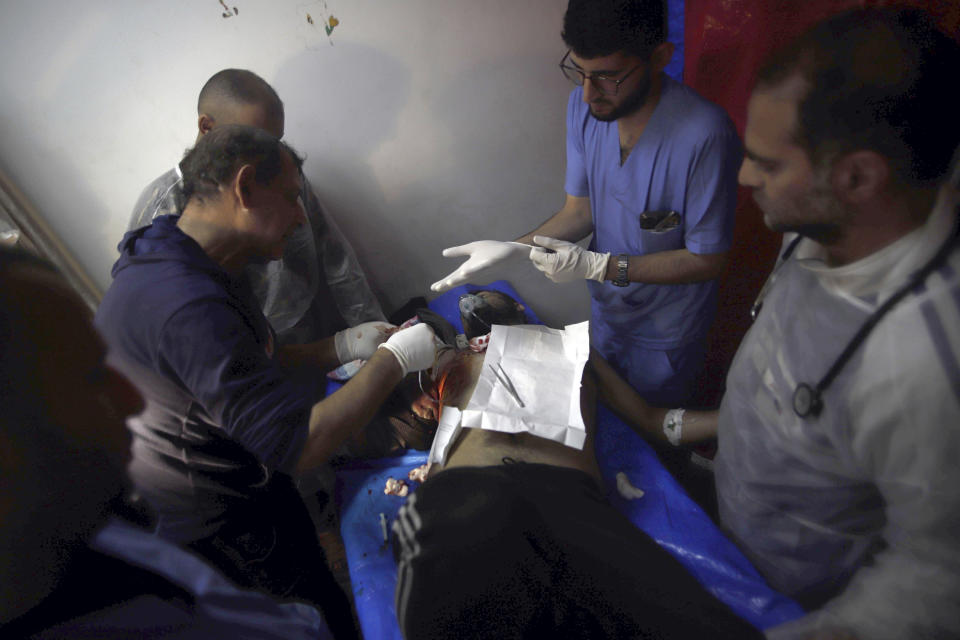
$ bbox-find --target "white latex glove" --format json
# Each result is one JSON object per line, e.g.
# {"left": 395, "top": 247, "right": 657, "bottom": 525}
{"left": 378, "top": 323, "right": 438, "bottom": 377}
{"left": 430, "top": 240, "right": 533, "bottom": 293}
{"left": 334, "top": 321, "right": 397, "bottom": 363}
{"left": 529, "top": 235, "right": 611, "bottom": 283}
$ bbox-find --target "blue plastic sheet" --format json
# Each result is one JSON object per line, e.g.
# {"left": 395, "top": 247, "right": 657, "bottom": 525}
{"left": 335, "top": 452, "right": 429, "bottom": 640}
{"left": 332, "top": 280, "right": 803, "bottom": 638}
{"left": 594, "top": 406, "right": 804, "bottom": 627}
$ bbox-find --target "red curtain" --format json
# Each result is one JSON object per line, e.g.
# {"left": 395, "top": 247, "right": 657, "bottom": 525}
{"left": 685, "top": 0, "right": 960, "bottom": 406}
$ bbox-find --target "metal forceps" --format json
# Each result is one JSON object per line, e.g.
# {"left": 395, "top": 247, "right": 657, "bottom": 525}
{"left": 488, "top": 362, "right": 525, "bottom": 408}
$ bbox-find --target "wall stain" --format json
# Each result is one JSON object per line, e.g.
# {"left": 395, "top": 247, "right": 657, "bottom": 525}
{"left": 218, "top": 0, "right": 238, "bottom": 18}
{"left": 300, "top": 1, "right": 339, "bottom": 47}
{"left": 325, "top": 16, "right": 339, "bottom": 36}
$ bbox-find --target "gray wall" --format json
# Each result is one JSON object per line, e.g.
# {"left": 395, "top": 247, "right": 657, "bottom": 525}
{"left": 0, "top": 0, "right": 596, "bottom": 327}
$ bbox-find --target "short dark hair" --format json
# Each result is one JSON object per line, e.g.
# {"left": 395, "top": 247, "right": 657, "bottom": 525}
{"left": 460, "top": 289, "right": 527, "bottom": 339}
{"left": 756, "top": 7, "right": 960, "bottom": 187}
{"left": 197, "top": 68, "right": 284, "bottom": 124}
{"left": 179, "top": 124, "right": 303, "bottom": 206}
{"left": 562, "top": 0, "right": 666, "bottom": 59}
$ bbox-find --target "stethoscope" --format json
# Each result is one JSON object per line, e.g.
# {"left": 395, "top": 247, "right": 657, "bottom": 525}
{"left": 750, "top": 215, "right": 959, "bottom": 418}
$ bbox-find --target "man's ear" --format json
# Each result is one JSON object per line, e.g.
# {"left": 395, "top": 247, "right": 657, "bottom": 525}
{"left": 832, "top": 151, "right": 890, "bottom": 205}
{"left": 233, "top": 164, "right": 257, "bottom": 210}
{"left": 650, "top": 42, "right": 675, "bottom": 73}
{"left": 197, "top": 114, "right": 216, "bottom": 137}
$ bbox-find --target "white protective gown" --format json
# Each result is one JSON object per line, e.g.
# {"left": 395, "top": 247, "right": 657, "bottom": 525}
{"left": 716, "top": 187, "right": 960, "bottom": 639}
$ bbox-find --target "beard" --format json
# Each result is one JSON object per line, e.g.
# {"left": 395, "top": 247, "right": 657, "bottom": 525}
{"left": 588, "top": 67, "right": 653, "bottom": 122}
{"left": 757, "top": 163, "right": 852, "bottom": 245}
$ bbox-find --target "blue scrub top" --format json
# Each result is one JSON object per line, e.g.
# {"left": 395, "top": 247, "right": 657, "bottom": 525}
{"left": 565, "top": 77, "right": 741, "bottom": 350}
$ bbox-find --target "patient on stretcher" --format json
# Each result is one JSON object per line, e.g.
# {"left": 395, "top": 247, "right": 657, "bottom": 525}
{"left": 338, "top": 290, "right": 529, "bottom": 458}
{"left": 388, "top": 300, "right": 764, "bottom": 640}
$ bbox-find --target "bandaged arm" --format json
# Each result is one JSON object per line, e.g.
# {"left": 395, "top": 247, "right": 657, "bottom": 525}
{"left": 589, "top": 351, "right": 718, "bottom": 444}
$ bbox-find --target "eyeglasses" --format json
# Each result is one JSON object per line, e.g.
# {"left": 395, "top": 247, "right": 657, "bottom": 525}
{"left": 558, "top": 50, "right": 643, "bottom": 96}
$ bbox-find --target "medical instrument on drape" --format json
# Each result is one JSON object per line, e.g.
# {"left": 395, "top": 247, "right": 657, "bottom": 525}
{"left": 379, "top": 512, "right": 389, "bottom": 543}
{"left": 488, "top": 362, "right": 525, "bottom": 408}
{"left": 751, "top": 216, "right": 959, "bottom": 418}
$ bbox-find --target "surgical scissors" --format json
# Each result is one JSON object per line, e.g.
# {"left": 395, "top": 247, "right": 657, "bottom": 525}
{"left": 488, "top": 362, "right": 525, "bottom": 408}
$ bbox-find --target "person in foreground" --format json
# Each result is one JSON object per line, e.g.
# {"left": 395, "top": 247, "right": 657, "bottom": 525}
{"left": 432, "top": 0, "right": 741, "bottom": 408}
{"left": 595, "top": 8, "right": 960, "bottom": 639}
{"left": 0, "top": 248, "right": 334, "bottom": 639}
{"left": 390, "top": 349, "right": 764, "bottom": 640}
{"left": 95, "top": 125, "right": 436, "bottom": 637}
{"left": 130, "top": 68, "right": 384, "bottom": 345}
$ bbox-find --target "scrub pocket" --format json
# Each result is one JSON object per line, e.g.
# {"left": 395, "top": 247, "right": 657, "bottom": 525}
{"left": 630, "top": 207, "right": 684, "bottom": 254}
{"left": 639, "top": 224, "right": 684, "bottom": 254}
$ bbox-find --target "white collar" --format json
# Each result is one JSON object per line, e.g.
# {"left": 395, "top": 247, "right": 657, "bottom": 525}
{"left": 793, "top": 186, "right": 958, "bottom": 302}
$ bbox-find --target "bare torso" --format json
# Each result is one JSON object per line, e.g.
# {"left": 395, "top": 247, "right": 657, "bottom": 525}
{"left": 431, "top": 349, "right": 602, "bottom": 486}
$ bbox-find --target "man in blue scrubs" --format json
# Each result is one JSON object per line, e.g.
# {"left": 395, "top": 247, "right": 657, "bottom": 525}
{"left": 432, "top": 0, "right": 741, "bottom": 407}
{"left": 594, "top": 8, "right": 960, "bottom": 638}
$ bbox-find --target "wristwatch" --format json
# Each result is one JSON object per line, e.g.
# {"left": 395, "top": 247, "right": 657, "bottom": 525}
{"left": 612, "top": 254, "right": 630, "bottom": 287}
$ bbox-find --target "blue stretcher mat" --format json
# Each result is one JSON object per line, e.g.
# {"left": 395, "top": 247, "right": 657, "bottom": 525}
{"left": 332, "top": 281, "right": 804, "bottom": 639}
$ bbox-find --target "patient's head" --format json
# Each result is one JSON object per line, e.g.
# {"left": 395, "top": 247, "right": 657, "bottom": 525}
{"left": 459, "top": 289, "right": 527, "bottom": 339}
{"left": 0, "top": 248, "right": 144, "bottom": 622}
{"left": 394, "top": 291, "right": 527, "bottom": 424}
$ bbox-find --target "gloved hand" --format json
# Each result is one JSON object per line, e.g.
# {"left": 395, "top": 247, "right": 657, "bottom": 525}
{"left": 378, "top": 323, "right": 438, "bottom": 377}
{"left": 430, "top": 240, "right": 533, "bottom": 293}
{"left": 334, "top": 321, "right": 397, "bottom": 363}
{"left": 529, "top": 235, "right": 610, "bottom": 283}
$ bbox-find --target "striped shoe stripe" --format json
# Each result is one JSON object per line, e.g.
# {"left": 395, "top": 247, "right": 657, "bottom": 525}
{"left": 393, "top": 493, "right": 422, "bottom": 634}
